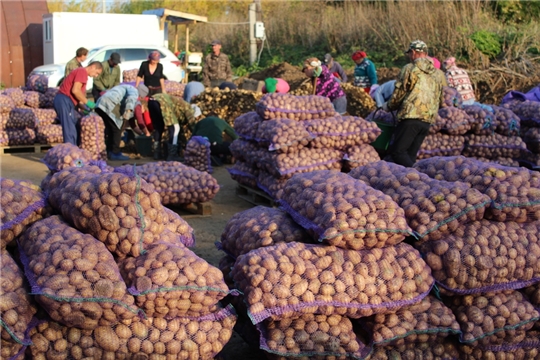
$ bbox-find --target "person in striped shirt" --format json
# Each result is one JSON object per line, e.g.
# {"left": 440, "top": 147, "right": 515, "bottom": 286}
{"left": 442, "top": 57, "right": 476, "bottom": 105}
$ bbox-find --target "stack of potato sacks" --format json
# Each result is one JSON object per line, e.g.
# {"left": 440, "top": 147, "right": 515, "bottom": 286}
{"left": 411, "top": 155, "right": 540, "bottom": 359}
{"left": 217, "top": 169, "right": 450, "bottom": 359}
{"left": 122, "top": 69, "right": 186, "bottom": 98}
{"left": 1, "top": 143, "right": 236, "bottom": 359}
{"left": 228, "top": 93, "right": 382, "bottom": 200}
{"left": 504, "top": 99, "right": 540, "bottom": 168}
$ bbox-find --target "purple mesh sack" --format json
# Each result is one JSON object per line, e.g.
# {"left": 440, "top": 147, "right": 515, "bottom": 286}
{"left": 463, "top": 104, "right": 495, "bottom": 135}
{"left": 257, "top": 171, "right": 288, "bottom": 200}
{"left": 41, "top": 143, "right": 94, "bottom": 172}
{"left": 348, "top": 161, "right": 490, "bottom": 241}
{"left": 367, "top": 338, "right": 460, "bottom": 360}
{"left": 3, "top": 88, "right": 25, "bottom": 107}
{"left": 431, "top": 107, "right": 472, "bottom": 135}
{"left": 417, "top": 134, "right": 465, "bottom": 160}
{"left": 227, "top": 160, "right": 259, "bottom": 189}
{"left": 1, "top": 178, "right": 50, "bottom": 248}
{"left": 258, "top": 148, "right": 343, "bottom": 179}
{"left": 229, "top": 138, "right": 264, "bottom": 165}
{"left": 19, "top": 215, "right": 141, "bottom": 329}
{"left": 258, "top": 313, "right": 371, "bottom": 359}
{"left": 231, "top": 242, "right": 434, "bottom": 324}
{"left": 305, "top": 116, "right": 382, "bottom": 150}
{"left": 25, "top": 74, "right": 48, "bottom": 93}
{"left": 40, "top": 88, "right": 57, "bottom": 109}
{"left": 522, "top": 127, "right": 540, "bottom": 153}
{"left": 162, "top": 207, "right": 195, "bottom": 247}
{"left": 31, "top": 108, "right": 57, "bottom": 125}
{"left": 448, "top": 290, "right": 539, "bottom": 347}
{"left": 6, "top": 128, "right": 35, "bottom": 145}
{"left": 40, "top": 163, "right": 110, "bottom": 194}
{"left": 184, "top": 136, "right": 213, "bottom": 173}
{"left": 255, "top": 118, "right": 314, "bottom": 152}
{"left": 343, "top": 143, "right": 380, "bottom": 170}
{"left": 512, "top": 100, "right": 540, "bottom": 127}
{"left": 417, "top": 219, "right": 540, "bottom": 294}
{"left": 7, "top": 108, "right": 37, "bottom": 129}
{"left": 218, "top": 206, "right": 309, "bottom": 259}
{"left": 80, "top": 113, "right": 107, "bottom": 161}
{"left": 472, "top": 156, "right": 520, "bottom": 167}
{"left": 0, "top": 94, "right": 15, "bottom": 114}
{"left": 24, "top": 91, "right": 45, "bottom": 109}
{"left": 122, "top": 68, "right": 138, "bottom": 82}
{"left": 491, "top": 105, "right": 521, "bottom": 136}
{"left": 464, "top": 133, "right": 527, "bottom": 159}
{"left": 442, "top": 86, "right": 463, "bottom": 108}
{"left": 414, "top": 156, "right": 540, "bottom": 222}
{"left": 256, "top": 93, "right": 337, "bottom": 121}
{"left": 36, "top": 124, "right": 63, "bottom": 144}
{"left": 279, "top": 170, "right": 413, "bottom": 249}
{"left": 234, "top": 111, "right": 263, "bottom": 140}
{"left": 365, "top": 108, "right": 398, "bottom": 125}
{"left": 119, "top": 242, "right": 234, "bottom": 318}
{"left": 459, "top": 334, "right": 540, "bottom": 360}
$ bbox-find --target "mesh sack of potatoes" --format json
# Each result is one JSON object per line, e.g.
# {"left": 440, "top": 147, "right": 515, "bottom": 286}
{"left": 257, "top": 171, "right": 289, "bottom": 200}
{"left": 0, "top": 250, "right": 37, "bottom": 354}
{"left": 343, "top": 143, "right": 381, "bottom": 171}
{"left": 258, "top": 148, "right": 343, "bottom": 179}
{"left": 218, "top": 255, "right": 236, "bottom": 287}
{"left": 448, "top": 290, "right": 539, "bottom": 347}
{"left": 231, "top": 241, "right": 434, "bottom": 323}
{"left": 229, "top": 138, "right": 264, "bottom": 164}
{"left": 341, "top": 82, "right": 377, "bottom": 118}
{"left": 431, "top": 107, "right": 472, "bottom": 135}
{"left": 305, "top": 116, "right": 382, "bottom": 150}
{"left": 1, "top": 177, "right": 50, "bottom": 248}
{"left": 522, "top": 127, "right": 540, "bottom": 153}
{"left": 0, "top": 128, "right": 8, "bottom": 146}
{"left": 413, "top": 156, "right": 540, "bottom": 223}
{"left": 24, "top": 90, "right": 46, "bottom": 108}
{"left": 163, "top": 207, "right": 195, "bottom": 247}
{"left": 6, "top": 128, "right": 36, "bottom": 146}
{"left": 7, "top": 108, "right": 37, "bottom": 129}
{"left": 417, "top": 134, "right": 465, "bottom": 160}
{"left": 463, "top": 104, "right": 495, "bottom": 135}
{"left": 163, "top": 80, "right": 185, "bottom": 97}
{"left": 31, "top": 108, "right": 57, "bottom": 125}
{"left": 258, "top": 313, "right": 371, "bottom": 360}
{"left": 512, "top": 100, "right": 540, "bottom": 127}
{"left": 227, "top": 160, "right": 259, "bottom": 189}
{"left": 490, "top": 105, "right": 521, "bottom": 136}
{"left": 459, "top": 334, "right": 540, "bottom": 360}
{"left": 3, "top": 88, "right": 25, "bottom": 107}
{"left": 442, "top": 86, "right": 463, "bottom": 108}
{"left": 40, "top": 88, "right": 57, "bottom": 109}
{"left": 234, "top": 111, "right": 263, "bottom": 140}
{"left": 254, "top": 118, "right": 314, "bottom": 152}
{"left": 348, "top": 161, "right": 490, "bottom": 242}
{"left": 28, "top": 305, "right": 237, "bottom": 360}
{"left": 0, "top": 94, "right": 15, "bottom": 114}
{"left": 366, "top": 339, "right": 460, "bottom": 360}
{"left": 122, "top": 69, "right": 138, "bottom": 83}
{"left": 120, "top": 161, "right": 220, "bottom": 205}
{"left": 40, "top": 162, "right": 110, "bottom": 194}
{"left": 0, "top": 113, "right": 7, "bottom": 129}
{"left": 26, "top": 74, "right": 48, "bottom": 93}
{"left": 184, "top": 136, "right": 213, "bottom": 173}
{"left": 473, "top": 157, "right": 520, "bottom": 167}
{"left": 80, "top": 113, "right": 107, "bottom": 161}
{"left": 463, "top": 133, "right": 527, "bottom": 159}
{"left": 218, "top": 206, "right": 309, "bottom": 259}
{"left": 41, "top": 143, "right": 95, "bottom": 172}
{"left": 47, "top": 169, "right": 170, "bottom": 258}
{"left": 278, "top": 170, "right": 413, "bottom": 249}
{"left": 417, "top": 219, "right": 540, "bottom": 294}
{"left": 358, "top": 295, "right": 460, "bottom": 347}
{"left": 256, "top": 93, "right": 337, "bottom": 121}
{"left": 19, "top": 215, "right": 141, "bottom": 329}
{"left": 365, "top": 108, "right": 398, "bottom": 126}
{"left": 36, "top": 124, "right": 63, "bottom": 144}
{"left": 119, "top": 242, "right": 232, "bottom": 318}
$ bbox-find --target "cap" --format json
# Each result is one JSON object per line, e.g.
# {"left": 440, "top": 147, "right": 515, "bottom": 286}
{"left": 406, "top": 40, "right": 428, "bottom": 54}
{"left": 110, "top": 52, "right": 121, "bottom": 65}
{"left": 324, "top": 54, "right": 333, "bottom": 64}
{"left": 211, "top": 39, "right": 222, "bottom": 46}
{"left": 148, "top": 51, "right": 161, "bottom": 61}
{"left": 137, "top": 84, "right": 149, "bottom": 99}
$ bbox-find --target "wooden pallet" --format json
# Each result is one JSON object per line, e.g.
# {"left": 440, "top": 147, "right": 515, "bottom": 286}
{"left": 0, "top": 143, "right": 58, "bottom": 155}
{"left": 236, "top": 183, "right": 277, "bottom": 207}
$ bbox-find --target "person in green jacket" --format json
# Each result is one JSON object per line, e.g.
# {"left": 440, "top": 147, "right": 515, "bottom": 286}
{"left": 92, "top": 53, "right": 121, "bottom": 101}
{"left": 192, "top": 112, "right": 238, "bottom": 162}
{"left": 65, "top": 47, "right": 88, "bottom": 77}
{"left": 352, "top": 50, "right": 377, "bottom": 93}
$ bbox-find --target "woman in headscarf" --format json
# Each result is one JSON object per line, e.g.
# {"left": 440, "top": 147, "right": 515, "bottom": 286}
{"left": 135, "top": 50, "right": 167, "bottom": 96}
{"left": 302, "top": 57, "right": 347, "bottom": 115}
{"left": 352, "top": 50, "right": 377, "bottom": 93}
{"left": 442, "top": 57, "right": 476, "bottom": 105}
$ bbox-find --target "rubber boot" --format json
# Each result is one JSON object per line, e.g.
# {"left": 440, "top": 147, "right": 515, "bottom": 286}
{"left": 152, "top": 141, "right": 160, "bottom": 160}
{"left": 166, "top": 144, "right": 183, "bottom": 162}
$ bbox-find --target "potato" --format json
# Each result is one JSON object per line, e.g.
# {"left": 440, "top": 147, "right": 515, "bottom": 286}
{"left": 463, "top": 104, "right": 496, "bottom": 135}
{"left": 256, "top": 93, "right": 337, "bottom": 121}
{"left": 512, "top": 100, "right": 540, "bottom": 127}
{"left": 417, "top": 134, "right": 465, "bottom": 160}
{"left": 231, "top": 242, "right": 434, "bottom": 323}
{"left": 417, "top": 219, "right": 540, "bottom": 293}
{"left": 1, "top": 177, "right": 50, "bottom": 248}
{"left": 305, "top": 116, "right": 382, "bottom": 150}
{"left": 491, "top": 105, "right": 521, "bottom": 136}
{"left": 0, "top": 94, "right": 15, "bottom": 114}
{"left": 184, "top": 136, "right": 213, "bottom": 173}
{"left": 349, "top": 161, "right": 490, "bottom": 241}
{"left": 441, "top": 86, "right": 463, "bottom": 108}
{"left": 24, "top": 90, "right": 47, "bottom": 108}
{"left": 227, "top": 160, "right": 259, "bottom": 189}
{"left": 280, "top": 170, "right": 412, "bottom": 249}
{"left": 258, "top": 148, "right": 343, "bottom": 179}
{"left": 162, "top": 207, "right": 195, "bottom": 247}
{"left": 19, "top": 215, "right": 139, "bottom": 329}
{"left": 255, "top": 118, "right": 314, "bottom": 152}
{"left": 341, "top": 82, "right": 377, "bottom": 118}
{"left": 32, "top": 108, "right": 58, "bottom": 126}
{"left": 3, "top": 88, "right": 25, "bottom": 107}
{"left": 7, "top": 108, "right": 37, "bottom": 129}
{"left": 5, "top": 128, "right": 36, "bottom": 146}
{"left": 414, "top": 155, "right": 540, "bottom": 222}
{"left": 472, "top": 156, "right": 520, "bottom": 167}
{"left": 36, "top": 124, "right": 63, "bottom": 144}
{"left": 80, "top": 113, "right": 107, "bottom": 161}
{"left": 41, "top": 143, "right": 95, "bottom": 173}
{"left": 119, "top": 242, "right": 231, "bottom": 318}
{"left": 463, "top": 133, "right": 527, "bottom": 159}
{"left": 234, "top": 111, "right": 263, "bottom": 140}
{"left": 122, "top": 69, "right": 138, "bottom": 82}
{"left": 431, "top": 107, "right": 472, "bottom": 135}
{"left": 164, "top": 80, "right": 186, "bottom": 98}
{"left": 459, "top": 338, "right": 540, "bottom": 360}
{"left": 219, "top": 206, "right": 309, "bottom": 259}
{"left": 522, "top": 127, "right": 540, "bottom": 154}
{"left": 257, "top": 170, "right": 288, "bottom": 200}
{"left": 218, "top": 255, "right": 236, "bottom": 287}
{"left": 26, "top": 74, "right": 48, "bottom": 93}
{"left": 448, "top": 290, "right": 539, "bottom": 347}
{"left": 229, "top": 139, "right": 263, "bottom": 164}
{"left": 343, "top": 144, "right": 381, "bottom": 171}
{"left": 367, "top": 338, "right": 460, "bottom": 360}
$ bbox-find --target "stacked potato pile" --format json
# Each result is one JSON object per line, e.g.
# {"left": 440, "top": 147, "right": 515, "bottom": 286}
{"left": 184, "top": 136, "right": 213, "bottom": 173}
{"left": 229, "top": 93, "right": 381, "bottom": 200}
{"left": 341, "top": 83, "right": 377, "bottom": 118}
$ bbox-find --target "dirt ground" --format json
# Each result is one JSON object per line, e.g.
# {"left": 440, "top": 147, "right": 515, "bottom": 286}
{"left": 0, "top": 152, "right": 266, "bottom": 360}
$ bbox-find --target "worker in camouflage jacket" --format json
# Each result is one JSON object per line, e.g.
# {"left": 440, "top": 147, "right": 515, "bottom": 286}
{"left": 202, "top": 40, "right": 233, "bottom": 88}
{"left": 382, "top": 40, "right": 447, "bottom": 168}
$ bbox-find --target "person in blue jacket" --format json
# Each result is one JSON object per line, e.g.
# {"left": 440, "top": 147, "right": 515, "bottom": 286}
{"left": 352, "top": 50, "right": 377, "bottom": 93}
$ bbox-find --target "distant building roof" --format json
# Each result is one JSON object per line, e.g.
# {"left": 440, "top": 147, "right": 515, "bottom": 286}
{"left": 142, "top": 8, "right": 208, "bottom": 25}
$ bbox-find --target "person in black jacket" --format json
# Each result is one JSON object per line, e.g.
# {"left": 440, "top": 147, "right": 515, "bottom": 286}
{"left": 324, "top": 54, "right": 348, "bottom": 83}
{"left": 135, "top": 51, "right": 167, "bottom": 96}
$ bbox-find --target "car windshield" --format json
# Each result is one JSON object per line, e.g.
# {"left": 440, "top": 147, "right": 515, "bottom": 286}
{"left": 87, "top": 48, "right": 102, "bottom": 58}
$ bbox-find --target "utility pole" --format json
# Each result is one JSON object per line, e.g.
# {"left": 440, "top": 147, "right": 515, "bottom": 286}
{"left": 249, "top": 2, "right": 256, "bottom": 65}
{"left": 102, "top": 0, "right": 106, "bottom": 13}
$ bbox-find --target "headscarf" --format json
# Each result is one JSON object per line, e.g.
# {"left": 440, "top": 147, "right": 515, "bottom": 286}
{"left": 429, "top": 57, "right": 441, "bottom": 69}
{"left": 303, "top": 58, "right": 322, "bottom": 78}
{"left": 444, "top": 57, "right": 457, "bottom": 69}
{"left": 351, "top": 51, "right": 367, "bottom": 62}
{"left": 148, "top": 51, "right": 161, "bottom": 61}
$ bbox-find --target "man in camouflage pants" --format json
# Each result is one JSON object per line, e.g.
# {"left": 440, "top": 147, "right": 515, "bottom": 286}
{"left": 382, "top": 40, "right": 447, "bottom": 167}
{"left": 202, "top": 40, "right": 233, "bottom": 88}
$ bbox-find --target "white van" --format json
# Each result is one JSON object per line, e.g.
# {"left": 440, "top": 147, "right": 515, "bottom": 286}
{"left": 30, "top": 44, "right": 185, "bottom": 90}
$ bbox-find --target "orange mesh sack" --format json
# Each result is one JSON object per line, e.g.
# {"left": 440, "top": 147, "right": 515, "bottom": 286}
{"left": 19, "top": 215, "right": 140, "bottom": 329}
{"left": 119, "top": 242, "right": 233, "bottom": 318}
{"left": 349, "top": 161, "right": 491, "bottom": 241}
{"left": 278, "top": 170, "right": 413, "bottom": 249}
{"left": 231, "top": 241, "right": 434, "bottom": 324}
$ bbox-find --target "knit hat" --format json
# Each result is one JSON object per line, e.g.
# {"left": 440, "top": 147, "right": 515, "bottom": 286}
{"left": 264, "top": 78, "right": 278, "bottom": 93}
{"left": 406, "top": 40, "right": 428, "bottom": 53}
{"left": 137, "top": 84, "right": 149, "bottom": 99}
{"left": 351, "top": 51, "right": 367, "bottom": 61}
